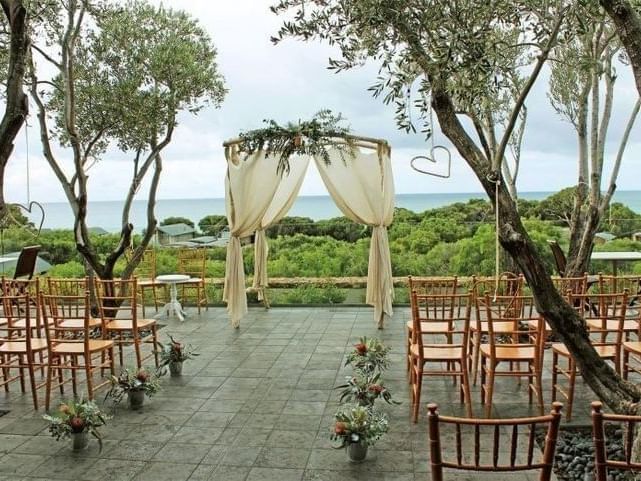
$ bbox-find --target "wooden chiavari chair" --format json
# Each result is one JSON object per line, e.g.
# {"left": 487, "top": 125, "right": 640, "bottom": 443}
{"left": 592, "top": 401, "right": 641, "bottom": 481}
{"left": 129, "top": 249, "right": 163, "bottom": 317}
{"left": 406, "top": 276, "right": 459, "bottom": 376}
{"left": 427, "top": 402, "right": 563, "bottom": 481}
{"left": 40, "top": 289, "right": 115, "bottom": 410}
{"left": 409, "top": 291, "right": 472, "bottom": 421}
{"left": 469, "top": 273, "right": 525, "bottom": 385}
{"left": 551, "top": 291, "right": 628, "bottom": 420}
{"left": 479, "top": 294, "right": 545, "bottom": 417}
{"left": 0, "top": 287, "right": 47, "bottom": 409}
{"left": 176, "top": 248, "right": 208, "bottom": 314}
{"left": 95, "top": 278, "right": 159, "bottom": 369}
{"left": 46, "top": 278, "right": 103, "bottom": 335}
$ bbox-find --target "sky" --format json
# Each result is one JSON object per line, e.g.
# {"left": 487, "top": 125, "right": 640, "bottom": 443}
{"left": 4, "top": 0, "right": 641, "bottom": 204}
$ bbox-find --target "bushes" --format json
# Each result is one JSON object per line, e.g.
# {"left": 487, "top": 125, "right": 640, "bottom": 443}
{"left": 273, "top": 285, "right": 347, "bottom": 304}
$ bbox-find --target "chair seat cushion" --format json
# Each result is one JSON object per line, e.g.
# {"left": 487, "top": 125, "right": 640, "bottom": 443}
{"left": 410, "top": 343, "right": 463, "bottom": 361}
{"left": 623, "top": 341, "right": 641, "bottom": 354}
{"left": 59, "top": 318, "right": 102, "bottom": 330}
{"left": 480, "top": 344, "right": 536, "bottom": 360}
{"left": 586, "top": 319, "right": 638, "bottom": 332}
{"left": 0, "top": 338, "right": 48, "bottom": 353}
{"left": 105, "top": 318, "right": 156, "bottom": 330}
{"left": 52, "top": 340, "right": 114, "bottom": 354}
{"left": 406, "top": 320, "right": 451, "bottom": 333}
{"left": 471, "top": 321, "right": 515, "bottom": 333}
{"left": 552, "top": 342, "right": 617, "bottom": 359}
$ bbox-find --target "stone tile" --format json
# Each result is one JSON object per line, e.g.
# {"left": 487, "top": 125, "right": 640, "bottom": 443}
{"left": 170, "top": 426, "right": 224, "bottom": 444}
{"left": 254, "top": 447, "right": 310, "bottom": 469}
{"left": 82, "top": 459, "right": 146, "bottom": 481}
{"left": 219, "top": 446, "right": 261, "bottom": 467}
{"left": 246, "top": 467, "right": 304, "bottom": 481}
{"left": 27, "top": 453, "right": 97, "bottom": 478}
{"left": 265, "top": 430, "right": 316, "bottom": 448}
{"left": 152, "top": 443, "right": 211, "bottom": 464}
{"left": 0, "top": 434, "right": 29, "bottom": 454}
{"left": 102, "top": 440, "right": 165, "bottom": 461}
{"left": 131, "top": 462, "right": 197, "bottom": 481}
{"left": 0, "top": 453, "right": 48, "bottom": 475}
{"left": 208, "top": 465, "right": 251, "bottom": 481}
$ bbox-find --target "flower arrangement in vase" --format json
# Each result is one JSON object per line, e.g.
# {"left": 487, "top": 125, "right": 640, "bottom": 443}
{"left": 156, "top": 334, "right": 199, "bottom": 377}
{"left": 330, "top": 404, "right": 388, "bottom": 462}
{"left": 105, "top": 367, "right": 161, "bottom": 410}
{"left": 43, "top": 397, "right": 109, "bottom": 451}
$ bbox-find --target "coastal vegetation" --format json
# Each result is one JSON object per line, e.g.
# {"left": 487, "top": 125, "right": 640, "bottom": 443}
{"left": 2, "top": 194, "right": 639, "bottom": 304}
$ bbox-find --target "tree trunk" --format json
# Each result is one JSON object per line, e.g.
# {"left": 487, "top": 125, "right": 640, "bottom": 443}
{"left": 0, "top": 0, "right": 29, "bottom": 219}
{"left": 600, "top": 0, "right": 641, "bottom": 97}
{"left": 431, "top": 82, "right": 641, "bottom": 413}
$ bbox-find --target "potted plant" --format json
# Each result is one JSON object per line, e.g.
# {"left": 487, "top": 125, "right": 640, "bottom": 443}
{"left": 336, "top": 372, "right": 400, "bottom": 407}
{"left": 43, "top": 397, "right": 109, "bottom": 451}
{"left": 345, "top": 337, "right": 391, "bottom": 374}
{"left": 156, "top": 334, "right": 199, "bottom": 377}
{"left": 106, "top": 367, "right": 161, "bottom": 410}
{"left": 330, "top": 404, "right": 388, "bottom": 462}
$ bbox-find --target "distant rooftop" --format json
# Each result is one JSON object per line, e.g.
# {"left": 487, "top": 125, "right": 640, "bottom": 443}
{"left": 157, "top": 223, "right": 195, "bottom": 236}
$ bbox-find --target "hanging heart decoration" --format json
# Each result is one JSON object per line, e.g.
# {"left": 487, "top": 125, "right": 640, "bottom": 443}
{"left": 410, "top": 145, "right": 452, "bottom": 178}
{"left": 0, "top": 201, "right": 45, "bottom": 238}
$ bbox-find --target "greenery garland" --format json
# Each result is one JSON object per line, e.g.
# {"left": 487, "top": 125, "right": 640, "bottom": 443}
{"left": 236, "top": 109, "right": 356, "bottom": 174}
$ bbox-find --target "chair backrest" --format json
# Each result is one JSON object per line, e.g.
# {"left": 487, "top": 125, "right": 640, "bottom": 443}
{"left": 427, "top": 402, "right": 563, "bottom": 481}
{"left": 95, "top": 278, "right": 138, "bottom": 329}
{"left": 597, "top": 275, "right": 640, "bottom": 295}
{"left": 547, "top": 240, "right": 567, "bottom": 277}
{"left": 471, "top": 273, "right": 524, "bottom": 299}
{"left": 40, "top": 289, "right": 94, "bottom": 352}
{"left": 592, "top": 401, "right": 641, "bottom": 481}
{"left": 408, "top": 276, "right": 458, "bottom": 296}
{"left": 13, "top": 245, "right": 40, "bottom": 280}
{"left": 46, "top": 278, "right": 91, "bottom": 316}
{"left": 483, "top": 294, "right": 544, "bottom": 362}
{"left": 570, "top": 291, "right": 628, "bottom": 345}
{"left": 0, "top": 283, "right": 33, "bottom": 345}
{"left": 410, "top": 291, "right": 472, "bottom": 356}
{"left": 177, "top": 248, "right": 206, "bottom": 278}
{"left": 552, "top": 275, "right": 588, "bottom": 296}
{"left": 129, "top": 249, "right": 157, "bottom": 280}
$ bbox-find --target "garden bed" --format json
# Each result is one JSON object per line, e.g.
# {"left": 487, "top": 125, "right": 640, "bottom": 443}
{"left": 537, "top": 426, "right": 635, "bottom": 481}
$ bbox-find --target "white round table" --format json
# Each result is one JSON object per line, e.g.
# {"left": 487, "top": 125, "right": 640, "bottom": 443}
{"left": 155, "top": 274, "right": 190, "bottom": 322}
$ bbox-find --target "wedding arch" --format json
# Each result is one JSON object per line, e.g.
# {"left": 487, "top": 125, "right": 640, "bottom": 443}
{"left": 221, "top": 115, "right": 395, "bottom": 329}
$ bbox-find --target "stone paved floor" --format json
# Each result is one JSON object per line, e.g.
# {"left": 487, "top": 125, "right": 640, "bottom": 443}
{"left": 0, "top": 306, "right": 597, "bottom": 481}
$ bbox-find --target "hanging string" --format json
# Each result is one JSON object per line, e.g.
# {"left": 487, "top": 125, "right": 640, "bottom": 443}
{"left": 25, "top": 119, "right": 30, "bottom": 204}
{"left": 494, "top": 178, "right": 500, "bottom": 302}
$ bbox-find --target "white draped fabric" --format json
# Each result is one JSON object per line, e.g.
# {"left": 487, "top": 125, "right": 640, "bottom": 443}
{"left": 223, "top": 142, "right": 394, "bottom": 329}
{"left": 252, "top": 156, "right": 310, "bottom": 297}
{"left": 314, "top": 146, "right": 395, "bottom": 327}
{"left": 223, "top": 148, "right": 282, "bottom": 327}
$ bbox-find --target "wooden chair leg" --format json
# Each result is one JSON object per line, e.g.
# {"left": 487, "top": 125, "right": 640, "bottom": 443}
{"left": 85, "top": 356, "right": 94, "bottom": 401}
{"left": 623, "top": 349, "right": 630, "bottom": 380}
{"left": 535, "top": 364, "right": 545, "bottom": 416}
{"left": 45, "top": 362, "right": 53, "bottom": 411}
{"left": 18, "top": 354, "right": 26, "bottom": 392}
{"left": 140, "top": 288, "right": 146, "bottom": 318}
{"left": 70, "top": 356, "right": 78, "bottom": 397}
{"left": 472, "top": 331, "right": 480, "bottom": 386}
{"left": 412, "top": 368, "right": 423, "bottom": 423}
{"left": 484, "top": 363, "right": 496, "bottom": 418}
{"left": 551, "top": 351, "right": 558, "bottom": 403}
{"left": 480, "top": 356, "right": 486, "bottom": 404}
{"left": 150, "top": 325, "right": 159, "bottom": 368}
{"left": 27, "top": 356, "right": 38, "bottom": 410}
{"left": 462, "top": 363, "right": 473, "bottom": 417}
{"left": 567, "top": 358, "right": 577, "bottom": 421}
{"left": 134, "top": 338, "right": 142, "bottom": 370}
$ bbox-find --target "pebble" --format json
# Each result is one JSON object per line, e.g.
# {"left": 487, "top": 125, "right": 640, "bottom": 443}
{"left": 546, "top": 428, "right": 636, "bottom": 481}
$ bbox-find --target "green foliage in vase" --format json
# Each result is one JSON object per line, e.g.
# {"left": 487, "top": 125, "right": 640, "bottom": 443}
{"left": 336, "top": 371, "right": 400, "bottom": 407}
{"left": 105, "top": 367, "right": 162, "bottom": 406}
{"left": 345, "top": 337, "right": 391, "bottom": 375}
{"left": 43, "top": 397, "right": 110, "bottom": 449}
{"left": 330, "top": 404, "right": 388, "bottom": 447}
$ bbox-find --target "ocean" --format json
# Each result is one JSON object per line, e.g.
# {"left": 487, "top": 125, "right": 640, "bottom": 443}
{"left": 28, "top": 191, "right": 641, "bottom": 233}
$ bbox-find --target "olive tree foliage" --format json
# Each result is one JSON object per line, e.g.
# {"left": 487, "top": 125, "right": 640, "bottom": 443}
{"left": 27, "top": 0, "right": 226, "bottom": 279}
{"left": 547, "top": 7, "right": 640, "bottom": 275}
{"left": 271, "top": 0, "right": 641, "bottom": 413}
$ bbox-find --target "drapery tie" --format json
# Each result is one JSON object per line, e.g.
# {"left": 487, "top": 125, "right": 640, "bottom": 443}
{"left": 223, "top": 235, "right": 245, "bottom": 328}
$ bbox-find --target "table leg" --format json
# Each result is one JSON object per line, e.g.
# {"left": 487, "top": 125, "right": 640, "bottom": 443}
{"left": 169, "top": 282, "right": 186, "bottom": 322}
